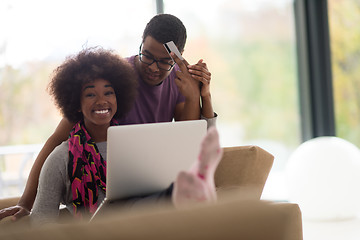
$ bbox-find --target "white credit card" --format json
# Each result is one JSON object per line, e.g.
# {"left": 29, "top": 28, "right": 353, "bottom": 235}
{"left": 163, "top": 41, "right": 184, "bottom": 60}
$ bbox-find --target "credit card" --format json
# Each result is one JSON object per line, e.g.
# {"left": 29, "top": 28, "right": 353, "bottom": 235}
{"left": 163, "top": 41, "right": 184, "bottom": 60}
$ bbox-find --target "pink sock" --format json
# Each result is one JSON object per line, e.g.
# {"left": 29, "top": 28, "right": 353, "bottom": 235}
{"left": 173, "top": 127, "right": 223, "bottom": 208}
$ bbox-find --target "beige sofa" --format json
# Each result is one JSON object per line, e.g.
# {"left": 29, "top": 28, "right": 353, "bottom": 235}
{"left": 0, "top": 146, "right": 303, "bottom": 240}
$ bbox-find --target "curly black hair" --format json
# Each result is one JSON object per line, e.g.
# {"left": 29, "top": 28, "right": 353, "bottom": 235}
{"left": 48, "top": 47, "right": 138, "bottom": 123}
{"left": 142, "top": 13, "right": 187, "bottom": 52}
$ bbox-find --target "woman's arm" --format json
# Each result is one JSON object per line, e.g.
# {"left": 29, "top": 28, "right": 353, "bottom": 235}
{"left": 0, "top": 118, "right": 73, "bottom": 221}
{"left": 30, "top": 141, "right": 70, "bottom": 226}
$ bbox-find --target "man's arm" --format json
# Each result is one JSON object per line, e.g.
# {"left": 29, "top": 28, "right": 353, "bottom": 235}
{"left": 188, "top": 59, "right": 215, "bottom": 119}
{"left": 172, "top": 53, "right": 201, "bottom": 121}
{"left": 0, "top": 118, "right": 73, "bottom": 221}
{"left": 19, "top": 118, "right": 73, "bottom": 210}
{"left": 185, "top": 59, "right": 217, "bottom": 127}
{"left": 201, "top": 95, "right": 215, "bottom": 118}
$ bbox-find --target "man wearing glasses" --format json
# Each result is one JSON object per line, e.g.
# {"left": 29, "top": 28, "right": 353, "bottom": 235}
{"left": 120, "top": 13, "right": 215, "bottom": 125}
{"left": 0, "top": 13, "right": 216, "bottom": 221}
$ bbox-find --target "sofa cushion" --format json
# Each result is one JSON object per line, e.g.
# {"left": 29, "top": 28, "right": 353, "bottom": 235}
{"left": 215, "top": 146, "right": 274, "bottom": 199}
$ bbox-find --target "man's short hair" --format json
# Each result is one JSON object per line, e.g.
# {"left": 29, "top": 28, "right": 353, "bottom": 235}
{"left": 142, "top": 14, "right": 187, "bottom": 52}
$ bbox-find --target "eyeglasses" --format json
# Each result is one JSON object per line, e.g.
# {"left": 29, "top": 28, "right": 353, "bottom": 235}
{"left": 138, "top": 44, "right": 175, "bottom": 71}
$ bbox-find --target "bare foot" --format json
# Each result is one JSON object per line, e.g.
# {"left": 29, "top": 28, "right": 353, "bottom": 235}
{"left": 173, "top": 127, "right": 223, "bottom": 208}
{"left": 172, "top": 171, "right": 211, "bottom": 208}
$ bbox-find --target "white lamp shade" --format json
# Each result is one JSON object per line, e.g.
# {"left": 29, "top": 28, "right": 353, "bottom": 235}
{"left": 286, "top": 136, "right": 360, "bottom": 220}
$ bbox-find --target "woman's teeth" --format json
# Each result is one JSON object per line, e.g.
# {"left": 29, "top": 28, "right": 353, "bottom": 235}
{"left": 94, "top": 109, "right": 109, "bottom": 114}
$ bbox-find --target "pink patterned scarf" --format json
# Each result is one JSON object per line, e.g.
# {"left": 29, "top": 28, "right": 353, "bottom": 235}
{"left": 68, "top": 120, "right": 118, "bottom": 218}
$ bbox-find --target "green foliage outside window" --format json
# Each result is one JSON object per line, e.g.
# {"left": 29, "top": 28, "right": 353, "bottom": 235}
{"left": 329, "top": 0, "right": 360, "bottom": 147}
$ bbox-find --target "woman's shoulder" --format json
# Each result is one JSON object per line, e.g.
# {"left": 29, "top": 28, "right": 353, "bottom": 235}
{"left": 50, "top": 140, "right": 69, "bottom": 156}
{"left": 44, "top": 141, "right": 70, "bottom": 169}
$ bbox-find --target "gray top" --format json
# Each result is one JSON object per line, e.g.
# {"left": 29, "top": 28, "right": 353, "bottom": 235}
{"left": 30, "top": 141, "right": 107, "bottom": 226}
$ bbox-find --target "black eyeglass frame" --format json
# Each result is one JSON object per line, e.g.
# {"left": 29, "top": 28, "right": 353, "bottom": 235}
{"left": 138, "top": 44, "right": 175, "bottom": 71}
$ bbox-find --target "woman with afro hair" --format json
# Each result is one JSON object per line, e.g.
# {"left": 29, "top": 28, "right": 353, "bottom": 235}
{"left": 29, "top": 47, "right": 223, "bottom": 226}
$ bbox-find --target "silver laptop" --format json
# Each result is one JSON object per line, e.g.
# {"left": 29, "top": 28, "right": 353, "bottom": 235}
{"left": 91, "top": 120, "right": 207, "bottom": 220}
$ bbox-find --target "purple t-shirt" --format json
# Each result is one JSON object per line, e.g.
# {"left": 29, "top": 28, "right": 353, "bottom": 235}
{"left": 118, "top": 55, "right": 185, "bottom": 125}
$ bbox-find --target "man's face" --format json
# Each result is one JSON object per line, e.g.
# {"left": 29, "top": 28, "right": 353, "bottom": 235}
{"left": 136, "top": 36, "right": 175, "bottom": 86}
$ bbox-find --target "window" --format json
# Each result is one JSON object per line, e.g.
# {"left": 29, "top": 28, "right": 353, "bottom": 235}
{"left": 1, "top": 0, "right": 301, "bottom": 200}
{"left": 328, "top": 0, "right": 360, "bottom": 148}
{"left": 0, "top": 0, "right": 155, "bottom": 198}
{"left": 164, "top": 0, "right": 300, "bottom": 199}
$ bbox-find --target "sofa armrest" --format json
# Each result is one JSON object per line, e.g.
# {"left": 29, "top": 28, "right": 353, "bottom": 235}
{"left": 215, "top": 146, "right": 274, "bottom": 199}
{"left": 0, "top": 199, "right": 302, "bottom": 240}
{"left": 273, "top": 202, "right": 303, "bottom": 240}
{"left": 0, "top": 197, "right": 19, "bottom": 210}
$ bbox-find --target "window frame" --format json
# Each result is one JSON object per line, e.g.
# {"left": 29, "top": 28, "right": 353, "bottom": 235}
{"left": 294, "top": 0, "right": 335, "bottom": 142}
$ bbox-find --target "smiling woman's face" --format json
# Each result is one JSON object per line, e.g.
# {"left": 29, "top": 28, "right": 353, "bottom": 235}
{"left": 81, "top": 78, "right": 117, "bottom": 129}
